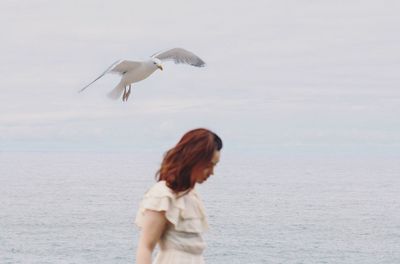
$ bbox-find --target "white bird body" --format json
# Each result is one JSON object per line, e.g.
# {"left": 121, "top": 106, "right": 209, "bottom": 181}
{"left": 80, "top": 48, "right": 205, "bottom": 102}
{"left": 106, "top": 60, "right": 159, "bottom": 100}
{"left": 121, "top": 60, "right": 158, "bottom": 84}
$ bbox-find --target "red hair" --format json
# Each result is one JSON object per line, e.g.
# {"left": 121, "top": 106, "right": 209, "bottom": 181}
{"left": 156, "top": 128, "right": 223, "bottom": 193}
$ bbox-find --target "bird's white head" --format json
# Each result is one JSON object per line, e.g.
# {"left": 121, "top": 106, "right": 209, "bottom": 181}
{"left": 151, "top": 58, "right": 163, "bottom": 71}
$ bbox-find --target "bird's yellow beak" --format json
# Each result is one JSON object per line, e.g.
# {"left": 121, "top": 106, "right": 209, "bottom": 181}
{"left": 157, "top": 65, "right": 163, "bottom": 71}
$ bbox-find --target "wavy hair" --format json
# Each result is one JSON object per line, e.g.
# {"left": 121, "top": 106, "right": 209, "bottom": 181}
{"left": 156, "top": 128, "right": 223, "bottom": 193}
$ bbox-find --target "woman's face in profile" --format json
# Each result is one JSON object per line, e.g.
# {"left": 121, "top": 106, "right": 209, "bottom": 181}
{"left": 193, "top": 150, "right": 221, "bottom": 183}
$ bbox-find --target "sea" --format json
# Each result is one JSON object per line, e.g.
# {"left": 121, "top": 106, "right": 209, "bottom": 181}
{"left": 1, "top": 151, "right": 399, "bottom": 263}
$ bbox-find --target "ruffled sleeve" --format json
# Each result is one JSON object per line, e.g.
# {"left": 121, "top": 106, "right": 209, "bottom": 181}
{"left": 135, "top": 181, "right": 208, "bottom": 233}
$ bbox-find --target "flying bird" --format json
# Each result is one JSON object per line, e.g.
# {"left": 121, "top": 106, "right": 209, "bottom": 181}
{"left": 79, "top": 48, "right": 205, "bottom": 102}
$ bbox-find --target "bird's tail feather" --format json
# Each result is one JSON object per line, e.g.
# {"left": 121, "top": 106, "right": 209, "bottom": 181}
{"left": 107, "top": 83, "right": 125, "bottom": 100}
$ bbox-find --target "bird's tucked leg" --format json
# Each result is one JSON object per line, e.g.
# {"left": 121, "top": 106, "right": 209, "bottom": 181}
{"left": 126, "top": 84, "right": 132, "bottom": 101}
{"left": 122, "top": 86, "right": 128, "bottom": 102}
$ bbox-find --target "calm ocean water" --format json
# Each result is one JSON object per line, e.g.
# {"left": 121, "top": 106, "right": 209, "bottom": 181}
{"left": 1, "top": 151, "right": 399, "bottom": 263}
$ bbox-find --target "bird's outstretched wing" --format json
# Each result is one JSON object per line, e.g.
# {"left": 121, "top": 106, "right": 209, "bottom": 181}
{"left": 151, "top": 48, "right": 205, "bottom": 67}
{"left": 110, "top": 60, "right": 142, "bottom": 74}
{"left": 79, "top": 60, "right": 141, "bottom": 92}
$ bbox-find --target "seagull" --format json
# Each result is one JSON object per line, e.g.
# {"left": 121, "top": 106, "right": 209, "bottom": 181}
{"left": 79, "top": 48, "right": 205, "bottom": 102}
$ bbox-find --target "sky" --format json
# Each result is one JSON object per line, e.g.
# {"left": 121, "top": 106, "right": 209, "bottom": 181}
{"left": 1, "top": 0, "right": 399, "bottom": 155}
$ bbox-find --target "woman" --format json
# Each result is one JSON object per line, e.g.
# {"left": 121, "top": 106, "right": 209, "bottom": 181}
{"left": 135, "top": 128, "right": 223, "bottom": 264}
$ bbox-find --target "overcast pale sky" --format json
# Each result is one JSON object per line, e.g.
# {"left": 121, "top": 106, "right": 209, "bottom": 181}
{"left": 1, "top": 0, "right": 399, "bottom": 154}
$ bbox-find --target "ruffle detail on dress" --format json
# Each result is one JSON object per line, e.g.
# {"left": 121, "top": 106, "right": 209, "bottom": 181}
{"left": 135, "top": 181, "right": 209, "bottom": 233}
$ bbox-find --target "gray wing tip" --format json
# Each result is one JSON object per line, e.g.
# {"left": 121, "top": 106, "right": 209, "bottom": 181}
{"left": 176, "top": 61, "right": 206, "bottom": 67}
{"left": 78, "top": 84, "right": 91, "bottom": 93}
{"left": 79, "top": 59, "right": 123, "bottom": 94}
{"left": 197, "top": 60, "right": 206, "bottom": 67}
{"left": 192, "top": 59, "right": 206, "bottom": 67}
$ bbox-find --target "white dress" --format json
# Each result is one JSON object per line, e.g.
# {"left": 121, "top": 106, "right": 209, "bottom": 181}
{"left": 135, "top": 181, "right": 209, "bottom": 264}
